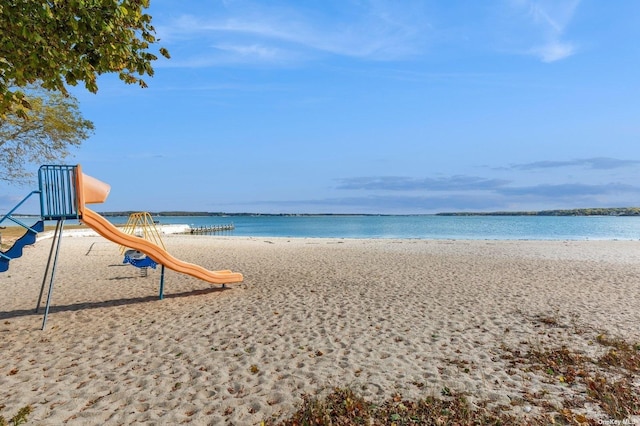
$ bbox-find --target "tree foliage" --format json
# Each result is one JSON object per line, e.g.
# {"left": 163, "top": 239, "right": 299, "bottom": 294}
{"left": 0, "top": 0, "right": 170, "bottom": 116}
{"left": 0, "top": 87, "right": 94, "bottom": 182}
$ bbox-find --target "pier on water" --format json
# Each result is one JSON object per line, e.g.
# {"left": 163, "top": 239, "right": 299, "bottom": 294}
{"left": 187, "top": 223, "right": 235, "bottom": 234}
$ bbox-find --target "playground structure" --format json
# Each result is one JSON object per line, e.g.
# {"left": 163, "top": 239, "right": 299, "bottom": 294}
{"left": 120, "top": 212, "right": 166, "bottom": 252}
{"left": 0, "top": 165, "right": 243, "bottom": 329}
{"left": 120, "top": 212, "right": 165, "bottom": 276}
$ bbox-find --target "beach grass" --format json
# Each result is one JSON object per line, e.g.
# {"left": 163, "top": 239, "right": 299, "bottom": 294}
{"left": 265, "top": 330, "right": 640, "bottom": 425}
{"left": 0, "top": 405, "right": 31, "bottom": 426}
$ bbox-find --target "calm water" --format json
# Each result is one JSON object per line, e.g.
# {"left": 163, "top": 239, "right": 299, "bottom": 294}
{"left": 101, "top": 215, "right": 640, "bottom": 240}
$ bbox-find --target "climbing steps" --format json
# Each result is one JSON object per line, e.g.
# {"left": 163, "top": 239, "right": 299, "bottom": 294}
{"left": 0, "top": 221, "right": 45, "bottom": 272}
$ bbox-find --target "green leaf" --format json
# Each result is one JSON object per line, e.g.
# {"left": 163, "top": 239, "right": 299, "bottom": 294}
{"left": 0, "top": 1, "right": 170, "bottom": 115}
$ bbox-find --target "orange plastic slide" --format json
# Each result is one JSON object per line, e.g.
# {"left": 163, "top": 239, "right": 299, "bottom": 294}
{"left": 81, "top": 208, "right": 243, "bottom": 284}
{"left": 75, "top": 165, "right": 243, "bottom": 285}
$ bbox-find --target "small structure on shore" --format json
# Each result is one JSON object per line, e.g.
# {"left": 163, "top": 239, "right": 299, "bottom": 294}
{"left": 187, "top": 223, "right": 235, "bottom": 234}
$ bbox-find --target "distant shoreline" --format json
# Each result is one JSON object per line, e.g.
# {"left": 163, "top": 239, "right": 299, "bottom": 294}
{"left": 99, "top": 207, "right": 640, "bottom": 217}
{"left": 7, "top": 207, "right": 640, "bottom": 218}
{"left": 436, "top": 207, "right": 640, "bottom": 216}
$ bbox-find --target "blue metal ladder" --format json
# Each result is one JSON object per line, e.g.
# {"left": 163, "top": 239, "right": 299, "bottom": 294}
{"left": 0, "top": 191, "right": 44, "bottom": 272}
{"left": 1, "top": 165, "right": 81, "bottom": 329}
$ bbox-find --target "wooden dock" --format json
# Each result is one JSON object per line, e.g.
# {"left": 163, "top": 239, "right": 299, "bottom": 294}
{"left": 187, "top": 223, "right": 235, "bottom": 234}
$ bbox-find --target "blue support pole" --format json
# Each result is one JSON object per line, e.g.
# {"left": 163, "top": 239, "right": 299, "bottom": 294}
{"left": 159, "top": 264, "right": 165, "bottom": 299}
{"left": 36, "top": 219, "right": 63, "bottom": 313}
{"left": 41, "top": 219, "right": 65, "bottom": 330}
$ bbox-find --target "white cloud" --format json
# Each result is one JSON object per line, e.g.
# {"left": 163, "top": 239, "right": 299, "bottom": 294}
{"left": 526, "top": 0, "right": 579, "bottom": 33}
{"left": 155, "top": 0, "right": 430, "bottom": 67}
{"left": 213, "top": 43, "right": 282, "bottom": 60}
{"left": 529, "top": 40, "right": 576, "bottom": 62}
{"left": 153, "top": 0, "right": 586, "bottom": 68}
{"left": 507, "top": 0, "right": 581, "bottom": 62}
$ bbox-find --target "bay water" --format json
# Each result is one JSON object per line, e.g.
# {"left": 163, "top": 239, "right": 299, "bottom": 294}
{"left": 102, "top": 215, "right": 640, "bottom": 240}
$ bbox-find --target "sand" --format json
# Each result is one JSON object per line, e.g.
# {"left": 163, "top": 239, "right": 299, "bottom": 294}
{"left": 1, "top": 235, "right": 639, "bottom": 424}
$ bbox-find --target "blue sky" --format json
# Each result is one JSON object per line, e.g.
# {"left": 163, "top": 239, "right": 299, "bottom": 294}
{"left": 2, "top": 0, "right": 640, "bottom": 214}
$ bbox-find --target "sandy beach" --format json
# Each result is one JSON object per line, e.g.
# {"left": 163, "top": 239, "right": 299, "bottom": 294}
{"left": 1, "top": 235, "right": 639, "bottom": 424}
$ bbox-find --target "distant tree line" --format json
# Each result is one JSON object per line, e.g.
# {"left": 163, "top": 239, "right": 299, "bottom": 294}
{"left": 100, "top": 211, "right": 221, "bottom": 217}
{"left": 99, "top": 212, "right": 390, "bottom": 217}
{"left": 98, "top": 208, "right": 640, "bottom": 217}
{"left": 437, "top": 207, "right": 640, "bottom": 216}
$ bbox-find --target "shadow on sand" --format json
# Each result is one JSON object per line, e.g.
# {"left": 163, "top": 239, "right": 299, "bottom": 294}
{"left": 0, "top": 286, "right": 230, "bottom": 321}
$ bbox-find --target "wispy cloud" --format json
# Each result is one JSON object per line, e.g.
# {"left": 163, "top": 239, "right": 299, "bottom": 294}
{"left": 529, "top": 40, "right": 575, "bottom": 62}
{"left": 511, "top": 157, "right": 640, "bottom": 170}
{"left": 328, "top": 168, "right": 640, "bottom": 213}
{"left": 507, "top": 0, "right": 581, "bottom": 62}
{"left": 154, "top": 0, "right": 588, "bottom": 69}
{"left": 497, "top": 182, "right": 640, "bottom": 198}
{"left": 336, "top": 174, "right": 640, "bottom": 200}
{"left": 155, "top": 0, "right": 430, "bottom": 67}
{"left": 336, "top": 175, "right": 509, "bottom": 191}
{"left": 213, "top": 43, "right": 283, "bottom": 60}
{"left": 258, "top": 193, "right": 509, "bottom": 213}
{"left": 359, "top": 194, "right": 505, "bottom": 211}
